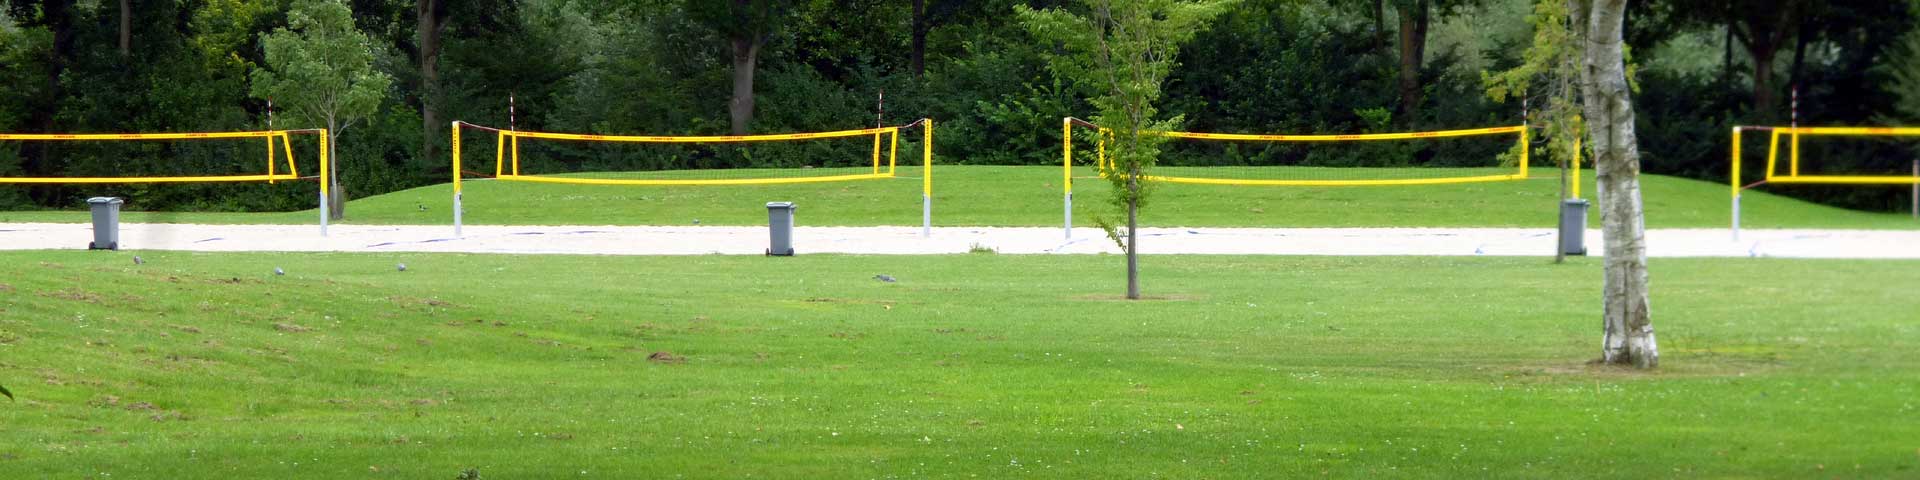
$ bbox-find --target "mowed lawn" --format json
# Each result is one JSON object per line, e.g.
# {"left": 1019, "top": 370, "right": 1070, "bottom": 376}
{"left": 1, "top": 250, "right": 1917, "bottom": 477}
{"left": 4, "top": 165, "right": 1917, "bottom": 229}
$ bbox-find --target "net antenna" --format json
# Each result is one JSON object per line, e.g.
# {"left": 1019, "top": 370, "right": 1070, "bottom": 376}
{"left": 450, "top": 118, "right": 936, "bottom": 237}
{"left": 0, "top": 128, "right": 332, "bottom": 235}
{"left": 1061, "top": 117, "right": 1529, "bottom": 239}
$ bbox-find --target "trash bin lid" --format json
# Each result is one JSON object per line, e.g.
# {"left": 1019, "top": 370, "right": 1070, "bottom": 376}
{"left": 766, "top": 202, "right": 795, "bottom": 209}
{"left": 87, "top": 197, "right": 124, "bottom": 205}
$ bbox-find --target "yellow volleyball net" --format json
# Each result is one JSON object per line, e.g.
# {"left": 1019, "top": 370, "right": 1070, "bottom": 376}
{"left": 1061, "top": 117, "right": 1528, "bottom": 236}
{"left": 0, "top": 129, "right": 333, "bottom": 234}
{"left": 1730, "top": 126, "right": 1920, "bottom": 238}
{"left": 449, "top": 119, "right": 934, "bottom": 235}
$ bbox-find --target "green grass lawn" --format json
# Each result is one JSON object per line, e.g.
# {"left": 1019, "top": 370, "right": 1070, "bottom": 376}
{"left": 2, "top": 250, "right": 1917, "bottom": 477}
{"left": 4, "top": 165, "right": 1916, "bottom": 229}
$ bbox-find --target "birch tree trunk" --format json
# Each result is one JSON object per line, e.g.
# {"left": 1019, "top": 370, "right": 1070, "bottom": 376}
{"left": 1574, "top": 0, "right": 1656, "bottom": 368}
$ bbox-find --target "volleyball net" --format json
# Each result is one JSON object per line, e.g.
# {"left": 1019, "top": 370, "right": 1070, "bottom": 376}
{"left": 449, "top": 119, "right": 934, "bottom": 235}
{"left": 0, "top": 129, "right": 332, "bottom": 234}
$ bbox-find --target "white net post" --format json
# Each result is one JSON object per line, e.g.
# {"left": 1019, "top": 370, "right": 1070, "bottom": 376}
{"left": 1063, "top": 117, "right": 1073, "bottom": 239}
{"left": 923, "top": 119, "right": 933, "bottom": 238}
{"left": 319, "top": 128, "right": 331, "bottom": 237}
{"left": 453, "top": 121, "right": 464, "bottom": 237}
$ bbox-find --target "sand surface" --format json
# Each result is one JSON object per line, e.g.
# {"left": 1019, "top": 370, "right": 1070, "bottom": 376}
{"left": 3, "top": 222, "right": 1918, "bottom": 258}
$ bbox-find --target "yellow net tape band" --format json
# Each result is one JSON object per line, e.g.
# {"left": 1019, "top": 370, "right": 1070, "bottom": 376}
{"left": 1141, "top": 173, "right": 1528, "bottom": 187}
{"left": 0, "top": 174, "right": 302, "bottom": 184}
{"left": 0, "top": 130, "right": 313, "bottom": 140}
{"left": 497, "top": 173, "right": 895, "bottom": 186}
{"left": 1772, "top": 127, "right": 1920, "bottom": 136}
{"left": 501, "top": 126, "right": 899, "bottom": 143}
{"left": 1767, "top": 175, "right": 1920, "bottom": 185}
{"left": 1155, "top": 125, "right": 1525, "bottom": 141}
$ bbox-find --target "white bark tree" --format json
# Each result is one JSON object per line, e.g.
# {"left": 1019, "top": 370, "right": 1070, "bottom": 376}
{"left": 1574, "top": 0, "right": 1657, "bottom": 368}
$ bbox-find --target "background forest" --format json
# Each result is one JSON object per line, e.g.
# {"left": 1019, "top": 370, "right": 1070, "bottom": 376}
{"left": 2, "top": 0, "right": 1917, "bottom": 213}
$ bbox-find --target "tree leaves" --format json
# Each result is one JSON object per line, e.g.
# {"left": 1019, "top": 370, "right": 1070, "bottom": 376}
{"left": 250, "top": 0, "right": 395, "bottom": 134}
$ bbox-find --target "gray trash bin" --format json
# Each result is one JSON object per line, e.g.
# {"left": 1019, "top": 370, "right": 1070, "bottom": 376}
{"left": 1559, "top": 199, "right": 1589, "bottom": 256}
{"left": 766, "top": 202, "right": 795, "bottom": 256}
{"left": 87, "top": 197, "right": 124, "bottom": 251}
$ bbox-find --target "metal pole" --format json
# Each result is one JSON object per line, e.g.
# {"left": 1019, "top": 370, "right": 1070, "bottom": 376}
{"left": 1732, "top": 194, "right": 1741, "bottom": 242}
{"left": 453, "top": 121, "right": 463, "bottom": 237}
{"left": 922, "top": 119, "right": 933, "bottom": 238}
{"left": 319, "top": 128, "right": 330, "bottom": 237}
{"left": 1064, "top": 118, "right": 1073, "bottom": 240}
{"left": 1790, "top": 86, "right": 1800, "bottom": 177}
{"left": 1732, "top": 127, "right": 1742, "bottom": 241}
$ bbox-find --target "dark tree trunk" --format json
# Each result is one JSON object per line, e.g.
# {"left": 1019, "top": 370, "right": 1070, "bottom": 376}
{"left": 1396, "top": 0, "right": 1429, "bottom": 125}
{"left": 1789, "top": 18, "right": 1809, "bottom": 95}
{"left": 23, "top": 0, "right": 78, "bottom": 202}
{"left": 1733, "top": 2, "right": 1797, "bottom": 122}
{"left": 1125, "top": 167, "right": 1140, "bottom": 300}
{"left": 911, "top": 0, "right": 927, "bottom": 80}
{"left": 327, "top": 118, "right": 346, "bottom": 221}
{"left": 1372, "top": 0, "right": 1387, "bottom": 49}
{"left": 729, "top": 36, "right": 761, "bottom": 136}
{"left": 1751, "top": 47, "right": 1777, "bottom": 120}
{"left": 118, "top": 0, "right": 131, "bottom": 56}
{"left": 1722, "top": 9, "right": 1733, "bottom": 86}
{"left": 417, "top": 0, "right": 447, "bottom": 164}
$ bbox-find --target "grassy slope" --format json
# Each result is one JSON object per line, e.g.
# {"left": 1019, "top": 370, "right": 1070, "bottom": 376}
{"left": 2, "top": 251, "right": 1917, "bottom": 477}
{"left": 3, "top": 166, "right": 1915, "bottom": 229}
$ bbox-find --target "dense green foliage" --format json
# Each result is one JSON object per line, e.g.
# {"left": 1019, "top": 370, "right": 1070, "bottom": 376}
{"left": 2, "top": 0, "right": 1917, "bottom": 213}
{"left": 3, "top": 251, "right": 1919, "bottom": 476}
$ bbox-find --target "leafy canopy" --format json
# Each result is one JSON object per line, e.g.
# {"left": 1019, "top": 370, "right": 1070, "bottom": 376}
{"left": 249, "top": 0, "right": 392, "bottom": 133}
{"left": 1018, "top": 0, "right": 1234, "bottom": 245}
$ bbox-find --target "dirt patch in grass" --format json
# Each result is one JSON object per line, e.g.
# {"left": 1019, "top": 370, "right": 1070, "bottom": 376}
{"left": 1071, "top": 293, "right": 1204, "bottom": 302}
{"left": 1500, "top": 354, "right": 1785, "bottom": 382}
{"left": 39, "top": 289, "right": 104, "bottom": 304}
{"left": 274, "top": 323, "right": 312, "bottom": 333}
{"left": 647, "top": 351, "right": 685, "bottom": 364}
{"left": 0, "top": 283, "right": 13, "bottom": 292}
{"left": 389, "top": 296, "right": 455, "bottom": 308}
{"left": 803, "top": 297, "right": 898, "bottom": 306}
